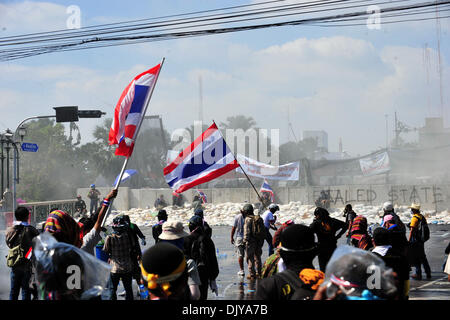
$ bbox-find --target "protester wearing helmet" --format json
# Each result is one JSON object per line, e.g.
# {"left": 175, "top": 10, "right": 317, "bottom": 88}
{"left": 87, "top": 184, "right": 101, "bottom": 215}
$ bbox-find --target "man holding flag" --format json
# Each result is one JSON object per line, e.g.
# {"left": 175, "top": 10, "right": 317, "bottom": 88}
{"left": 260, "top": 180, "right": 274, "bottom": 208}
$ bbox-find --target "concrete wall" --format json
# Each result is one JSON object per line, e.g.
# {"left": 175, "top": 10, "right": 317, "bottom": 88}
{"left": 77, "top": 184, "right": 450, "bottom": 211}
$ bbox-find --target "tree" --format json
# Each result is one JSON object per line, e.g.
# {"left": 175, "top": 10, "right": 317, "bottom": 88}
{"left": 16, "top": 119, "right": 89, "bottom": 201}
{"left": 220, "top": 115, "right": 257, "bottom": 131}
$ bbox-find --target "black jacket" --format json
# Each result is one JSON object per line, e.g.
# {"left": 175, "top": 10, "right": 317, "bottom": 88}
{"left": 255, "top": 266, "right": 317, "bottom": 300}
{"left": 183, "top": 232, "right": 219, "bottom": 281}
{"left": 310, "top": 217, "right": 346, "bottom": 248}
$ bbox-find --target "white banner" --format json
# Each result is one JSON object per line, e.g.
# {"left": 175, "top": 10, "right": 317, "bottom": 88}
{"left": 359, "top": 152, "right": 391, "bottom": 176}
{"left": 236, "top": 154, "right": 300, "bottom": 181}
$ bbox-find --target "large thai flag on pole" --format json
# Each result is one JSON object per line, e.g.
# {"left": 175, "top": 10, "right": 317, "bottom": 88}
{"left": 109, "top": 63, "right": 162, "bottom": 157}
{"left": 164, "top": 122, "right": 239, "bottom": 193}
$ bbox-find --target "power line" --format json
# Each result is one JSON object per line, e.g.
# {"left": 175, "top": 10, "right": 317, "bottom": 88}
{"left": 1, "top": 0, "right": 449, "bottom": 61}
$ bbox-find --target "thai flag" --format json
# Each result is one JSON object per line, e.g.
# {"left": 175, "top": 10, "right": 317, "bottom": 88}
{"left": 113, "top": 169, "right": 138, "bottom": 186}
{"left": 109, "top": 63, "right": 162, "bottom": 157}
{"left": 260, "top": 180, "right": 274, "bottom": 201}
{"left": 198, "top": 190, "right": 207, "bottom": 203}
{"left": 164, "top": 122, "right": 239, "bottom": 193}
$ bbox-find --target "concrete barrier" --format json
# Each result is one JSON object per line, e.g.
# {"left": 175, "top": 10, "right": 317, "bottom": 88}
{"left": 76, "top": 184, "right": 450, "bottom": 211}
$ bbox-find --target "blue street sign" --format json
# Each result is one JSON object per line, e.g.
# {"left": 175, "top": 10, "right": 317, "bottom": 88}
{"left": 21, "top": 142, "right": 39, "bottom": 152}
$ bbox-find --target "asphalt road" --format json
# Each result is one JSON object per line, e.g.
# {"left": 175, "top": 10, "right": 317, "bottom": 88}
{"left": 0, "top": 224, "right": 449, "bottom": 300}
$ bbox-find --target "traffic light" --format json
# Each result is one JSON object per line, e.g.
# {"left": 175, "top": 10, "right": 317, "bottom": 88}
{"left": 78, "top": 110, "right": 106, "bottom": 118}
{"left": 54, "top": 106, "right": 79, "bottom": 122}
{"left": 53, "top": 107, "right": 106, "bottom": 122}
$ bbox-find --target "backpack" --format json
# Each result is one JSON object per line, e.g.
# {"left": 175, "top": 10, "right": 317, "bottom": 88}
{"left": 274, "top": 269, "right": 315, "bottom": 300}
{"left": 252, "top": 215, "right": 266, "bottom": 242}
{"left": 6, "top": 227, "right": 27, "bottom": 268}
{"left": 418, "top": 216, "right": 430, "bottom": 242}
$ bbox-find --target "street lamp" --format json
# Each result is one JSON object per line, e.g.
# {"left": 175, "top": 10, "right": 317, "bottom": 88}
{"left": 10, "top": 107, "right": 106, "bottom": 214}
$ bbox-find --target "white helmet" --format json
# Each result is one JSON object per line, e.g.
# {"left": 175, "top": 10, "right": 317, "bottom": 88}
{"left": 383, "top": 201, "right": 393, "bottom": 211}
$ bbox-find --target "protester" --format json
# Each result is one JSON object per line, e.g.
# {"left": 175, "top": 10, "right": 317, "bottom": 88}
{"left": 407, "top": 203, "right": 432, "bottom": 280}
{"left": 261, "top": 204, "right": 279, "bottom": 256}
{"left": 184, "top": 215, "right": 219, "bottom": 300}
{"left": 310, "top": 207, "right": 347, "bottom": 271}
{"left": 243, "top": 203, "right": 265, "bottom": 280}
{"left": 44, "top": 209, "right": 82, "bottom": 247}
{"left": 122, "top": 214, "right": 145, "bottom": 296}
{"left": 158, "top": 221, "right": 201, "bottom": 300}
{"left": 103, "top": 215, "right": 134, "bottom": 300}
{"left": 5, "top": 207, "right": 39, "bottom": 300}
{"left": 87, "top": 184, "right": 101, "bottom": 215}
{"left": 154, "top": 194, "right": 167, "bottom": 209}
{"left": 231, "top": 206, "right": 246, "bottom": 277}
{"left": 349, "top": 215, "right": 373, "bottom": 251}
{"left": 260, "top": 219, "right": 295, "bottom": 279}
{"left": 194, "top": 207, "right": 212, "bottom": 238}
{"left": 260, "top": 192, "right": 272, "bottom": 209}
{"left": 256, "top": 224, "right": 323, "bottom": 300}
{"left": 315, "top": 190, "right": 331, "bottom": 209}
{"left": 444, "top": 241, "right": 450, "bottom": 282}
{"left": 381, "top": 201, "right": 406, "bottom": 233}
{"left": 191, "top": 195, "right": 203, "bottom": 212}
{"left": 74, "top": 195, "right": 87, "bottom": 217}
{"left": 80, "top": 189, "right": 118, "bottom": 256}
{"left": 172, "top": 192, "right": 184, "bottom": 207}
{"left": 313, "top": 245, "right": 398, "bottom": 300}
{"left": 152, "top": 209, "right": 167, "bottom": 244}
{"left": 32, "top": 232, "right": 111, "bottom": 300}
{"left": 383, "top": 214, "right": 409, "bottom": 257}
{"left": 140, "top": 242, "right": 191, "bottom": 300}
{"left": 272, "top": 219, "right": 294, "bottom": 249}
{"left": 343, "top": 204, "right": 356, "bottom": 245}
{"left": 371, "top": 227, "right": 410, "bottom": 300}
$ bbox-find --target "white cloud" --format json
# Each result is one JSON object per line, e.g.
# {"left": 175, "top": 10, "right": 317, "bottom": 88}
{"left": 0, "top": 1, "right": 68, "bottom": 35}
{"left": 0, "top": 30, "right": 448, "bottom": 156}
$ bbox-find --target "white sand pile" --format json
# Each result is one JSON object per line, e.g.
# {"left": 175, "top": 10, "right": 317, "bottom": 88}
{"left": 105, "top": 202, "right": 450, "bottom": 227}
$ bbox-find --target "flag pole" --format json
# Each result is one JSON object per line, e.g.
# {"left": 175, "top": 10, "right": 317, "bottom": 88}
{"left": 212, "top": 120, "right": 267, "bottom": 212}
{"left": 101, "top": 58, "right": 165, "bottom": 227}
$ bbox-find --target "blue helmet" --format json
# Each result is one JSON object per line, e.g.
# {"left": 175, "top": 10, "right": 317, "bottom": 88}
{"left": 90, "top": 184, "right": 95, "bottom": 188}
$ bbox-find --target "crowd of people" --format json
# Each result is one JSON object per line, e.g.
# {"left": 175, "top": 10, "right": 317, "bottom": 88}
{"left": 3, "top": 187, "right": 450, "bottom": 301}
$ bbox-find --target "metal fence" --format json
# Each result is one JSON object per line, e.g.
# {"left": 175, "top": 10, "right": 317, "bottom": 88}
{"left": 18, "top": 199, "right": 78, "bottom": 226}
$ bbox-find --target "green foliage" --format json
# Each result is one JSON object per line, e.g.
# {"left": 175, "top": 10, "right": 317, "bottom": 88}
{"left": 16, "top": 119, "right": 88, "bottom": 201}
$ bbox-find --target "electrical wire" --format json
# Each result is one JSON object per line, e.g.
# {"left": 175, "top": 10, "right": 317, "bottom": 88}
{"left": 1, "top": 0, "right": 448, "bottom": 61}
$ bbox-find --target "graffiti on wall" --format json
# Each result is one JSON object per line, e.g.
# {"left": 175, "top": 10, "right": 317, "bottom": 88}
{"left": 313, "top": 186, "right": 444, "bottom": 206}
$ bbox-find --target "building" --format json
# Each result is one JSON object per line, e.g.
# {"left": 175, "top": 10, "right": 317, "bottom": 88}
{"left": 418, "top": 117, "right": 450, "bottom": 149}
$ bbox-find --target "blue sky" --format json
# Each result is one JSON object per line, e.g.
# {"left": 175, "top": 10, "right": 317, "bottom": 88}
{"left": 0, "top": 0, "right": 449, "bottom": 157}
